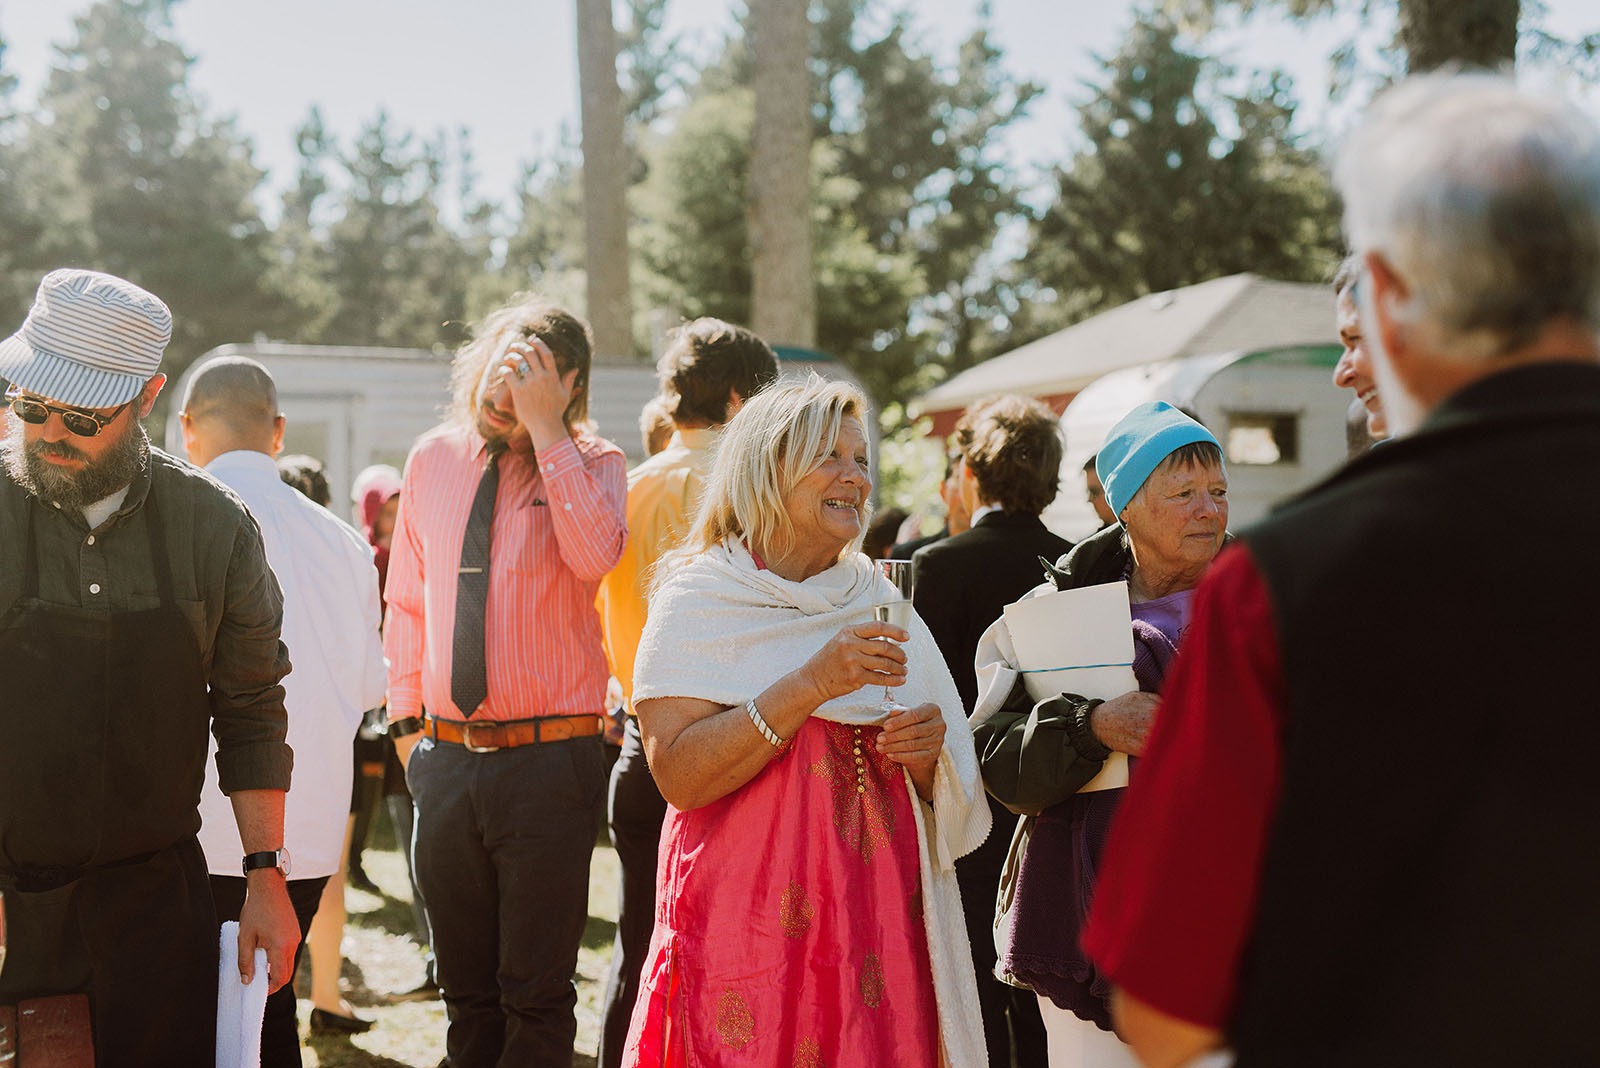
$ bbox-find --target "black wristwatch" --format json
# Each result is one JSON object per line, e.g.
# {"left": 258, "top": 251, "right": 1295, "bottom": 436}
{"left": 242, "top": 847, "right": 292, "bottom": 878}
{"left": 386, "top": 715, "right": 423, "bottom": 739}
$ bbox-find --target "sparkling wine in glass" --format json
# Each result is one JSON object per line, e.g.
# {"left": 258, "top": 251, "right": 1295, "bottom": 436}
{"left": 873, "top": 559, "right": 916, "bottom": 713}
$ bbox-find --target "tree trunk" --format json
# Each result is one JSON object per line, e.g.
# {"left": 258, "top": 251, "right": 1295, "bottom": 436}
{"left": 575, "top": 0, "right": 634, "bottom": 356}
{"left": 1400, "top": 0, "right": 1519, "bottom": 72}
{"left": 748, "top": 0, "right": 816, "bottom": 348}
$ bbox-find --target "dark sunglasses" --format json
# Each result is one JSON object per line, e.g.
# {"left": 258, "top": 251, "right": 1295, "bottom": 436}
{"left": 5, "top": 388, "right": 131, "bottom": 437}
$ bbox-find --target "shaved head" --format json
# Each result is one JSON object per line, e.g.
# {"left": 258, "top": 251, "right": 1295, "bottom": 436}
{"left": 181, "top": 356, "right": 283, "bottom": 466}
{"left": 184, "top": 356, "right": 278, "bottom": 424}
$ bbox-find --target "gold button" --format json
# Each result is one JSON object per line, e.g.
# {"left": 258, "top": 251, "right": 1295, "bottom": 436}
{"left": 857, "top": 784, "right": 866, "bottom": 794}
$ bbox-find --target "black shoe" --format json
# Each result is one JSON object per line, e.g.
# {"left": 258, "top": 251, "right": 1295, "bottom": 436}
{"left": 309, "top": 1007, "right": 375, "bottom": 1035}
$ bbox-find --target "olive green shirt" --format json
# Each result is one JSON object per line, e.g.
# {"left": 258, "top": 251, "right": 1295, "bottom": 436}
{"left": 0, "top": 444, "right": 293, "bottom": 794}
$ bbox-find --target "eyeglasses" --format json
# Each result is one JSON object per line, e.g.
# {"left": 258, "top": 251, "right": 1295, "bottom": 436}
{"left": 5, "top": 388, "right": 131, "bottom": 437}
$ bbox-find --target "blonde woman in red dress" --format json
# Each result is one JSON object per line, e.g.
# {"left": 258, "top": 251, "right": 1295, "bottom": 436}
{"left": 624, "top": 376, "right": 990, "bottom": 1068}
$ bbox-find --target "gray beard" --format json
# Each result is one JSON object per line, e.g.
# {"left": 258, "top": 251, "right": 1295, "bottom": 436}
{"left": 1, "top": 409, "right": 150, "bottom": 511}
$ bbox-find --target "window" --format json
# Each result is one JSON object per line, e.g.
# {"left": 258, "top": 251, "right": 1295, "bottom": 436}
{"left": 1226, "top": 413, "right": 1299, "bottom": 466}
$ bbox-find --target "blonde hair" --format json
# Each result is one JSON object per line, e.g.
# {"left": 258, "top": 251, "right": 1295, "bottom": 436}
{"left": 666, "top": 375, "right": 872, "bottom": 576}
{"left": 448, "top": 294, "right": 593, "bottom": 432}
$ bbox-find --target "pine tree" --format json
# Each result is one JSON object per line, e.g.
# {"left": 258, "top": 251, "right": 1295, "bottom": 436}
{"left": 1025, "top": 15, "right": 1340, "bottom": 332}
{"left": 634, "top": 0, "right": 1037, "bottom": 405}
{"left": 317, "top": 113, "right": 482, "bottom": 351}
{"left": 11, "top": 0, "right": 291, "bottom": 374}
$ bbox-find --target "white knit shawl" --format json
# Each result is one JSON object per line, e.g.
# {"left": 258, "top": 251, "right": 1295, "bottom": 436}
{"left": 634, "top": 539, "right": 993, "bottom": 1068}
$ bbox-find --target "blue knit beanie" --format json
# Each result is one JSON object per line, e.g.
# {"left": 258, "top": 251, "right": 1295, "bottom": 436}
{"left": 1096, "top": 402, "right": 1222, "bottom": 518}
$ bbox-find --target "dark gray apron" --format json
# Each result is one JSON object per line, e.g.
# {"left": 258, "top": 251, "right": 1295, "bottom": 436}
{"left": 0, "top": 491, "right": 218, "bottom": 1066}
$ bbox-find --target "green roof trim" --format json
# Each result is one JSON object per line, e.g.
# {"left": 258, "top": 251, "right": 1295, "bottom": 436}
{"left": 773, "top": 344, "right": 836, "bottom": 363}
{"left": 1233, "top": 343, "right": 1342, "bottom": 369}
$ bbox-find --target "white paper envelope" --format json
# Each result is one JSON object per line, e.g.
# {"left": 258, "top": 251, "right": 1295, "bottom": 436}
{"left": 1004, "top": 580, "right": 1134, "bottom": 670}
{"left": 1002, "top": 580, "right": 1137, "bottom": 792}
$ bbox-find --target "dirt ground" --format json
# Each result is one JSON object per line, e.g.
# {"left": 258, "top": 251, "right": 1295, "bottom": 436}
{"left": 295, "top": 810, "right": 619, "bottom": 1068}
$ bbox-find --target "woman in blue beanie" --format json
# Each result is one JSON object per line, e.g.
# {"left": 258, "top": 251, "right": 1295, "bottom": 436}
{"left": 971, "top": 400, "right": 1229, "bottom": 1067}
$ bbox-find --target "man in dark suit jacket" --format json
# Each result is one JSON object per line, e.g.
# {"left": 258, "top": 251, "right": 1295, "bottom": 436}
{"left": 912, "top": 393, "right": 1070, "bottom": 1068}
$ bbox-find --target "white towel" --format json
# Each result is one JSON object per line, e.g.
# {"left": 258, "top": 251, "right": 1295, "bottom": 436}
{"left": 215, "top": 920, "right": 269, "bottom": 1068}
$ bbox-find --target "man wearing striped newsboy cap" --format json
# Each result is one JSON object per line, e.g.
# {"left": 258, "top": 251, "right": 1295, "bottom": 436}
{"left": 0, "top": 268, "right": 302, "bottom": 1066}
{"left": 0, "top": 268, "right": 172, "bottom": 409}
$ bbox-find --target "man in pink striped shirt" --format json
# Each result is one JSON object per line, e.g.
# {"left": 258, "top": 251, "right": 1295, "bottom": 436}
{"left": 385, "top": 295, "right": 626, "bottom": 1068}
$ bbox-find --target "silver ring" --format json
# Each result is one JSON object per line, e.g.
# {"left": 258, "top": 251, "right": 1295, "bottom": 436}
{"left": 515, "top": 360, "right": 531, "bottom": 377}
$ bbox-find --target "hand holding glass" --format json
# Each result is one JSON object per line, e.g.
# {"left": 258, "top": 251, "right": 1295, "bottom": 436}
{"left": 872, "top": 559, "right": 916, "bottom": 714}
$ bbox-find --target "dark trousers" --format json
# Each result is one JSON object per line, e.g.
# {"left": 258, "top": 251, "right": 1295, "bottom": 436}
{"left": 959, "top": 796, "right": 1048, "bottom": 1068}
{"left": 408, "top": 735, "right": 606, "bottom": 1068}
{"left": 210, "top": 873, "right": 330, "bottom": 1068}
{"left": 0, "top": 837, "right": 217, "bottom": 1068}
{"left": 596, "top": 718, "right": 668, "bottom": 1068}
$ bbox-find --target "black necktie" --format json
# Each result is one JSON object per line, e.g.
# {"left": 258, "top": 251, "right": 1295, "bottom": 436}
{"left": 451, "top": 445, "right": 504, "bottom": 717}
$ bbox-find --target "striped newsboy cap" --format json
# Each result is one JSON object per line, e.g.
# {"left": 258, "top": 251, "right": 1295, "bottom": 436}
{"left": 0, "top": 268, "right": 172, "bottom": 408}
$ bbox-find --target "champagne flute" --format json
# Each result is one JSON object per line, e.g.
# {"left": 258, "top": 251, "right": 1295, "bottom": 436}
{"left": 872, "top": 559, "right": 916, "bottom": 714}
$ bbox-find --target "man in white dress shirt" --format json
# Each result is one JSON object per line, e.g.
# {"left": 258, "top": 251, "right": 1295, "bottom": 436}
{"left": 182, "top": 355, "right": 388, "bottom": 1068}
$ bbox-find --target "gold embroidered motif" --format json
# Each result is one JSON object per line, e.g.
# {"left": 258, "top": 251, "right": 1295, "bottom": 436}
{"left": 860, "top": 951, "right": 886, "bottom": 1009}
{"left": 717, "top": 987, "right": 755, "bottom": 1050}
{"left": 793, "top": 1036, "right": 825, "bottom": 1067}
{"left": 780, "top": 881, "right": 814, "bottom": 938}
{"left": 810, "top": 723, "right": 896, "bottom": 862}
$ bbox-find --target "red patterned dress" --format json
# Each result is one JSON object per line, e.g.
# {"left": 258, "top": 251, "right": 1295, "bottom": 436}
{"left": 622, "top": 718, "right": 940, "bottom": 1067}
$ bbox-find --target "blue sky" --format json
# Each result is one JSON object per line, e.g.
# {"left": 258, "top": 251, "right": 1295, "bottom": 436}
{"left": 1, "top": 0, "right": 1594, "bottom": 219}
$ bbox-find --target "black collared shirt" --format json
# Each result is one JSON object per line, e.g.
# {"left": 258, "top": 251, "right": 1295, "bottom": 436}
{"left": 0, "top": 443, "right": 293, "bottom": 793}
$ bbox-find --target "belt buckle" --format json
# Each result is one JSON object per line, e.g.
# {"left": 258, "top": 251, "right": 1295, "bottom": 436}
{"left": 461, "top": 721, "right": 502, "bottom": 754}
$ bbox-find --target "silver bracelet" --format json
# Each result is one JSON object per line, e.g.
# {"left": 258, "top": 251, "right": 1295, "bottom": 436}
{"left": 746, "top": 698, "right": 785, "bottom": 749}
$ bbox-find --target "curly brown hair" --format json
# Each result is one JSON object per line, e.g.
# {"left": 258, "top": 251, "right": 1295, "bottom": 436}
{"left": 658, "top": 318, "right": 780, "bottom": 427}
{"left": 954, "top": 393, "right": 1065, "bottom": 516}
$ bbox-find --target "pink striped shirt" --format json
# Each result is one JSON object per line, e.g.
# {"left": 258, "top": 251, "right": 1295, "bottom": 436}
{"left": 384, "top": 423, "right": 627, "bottom": 722}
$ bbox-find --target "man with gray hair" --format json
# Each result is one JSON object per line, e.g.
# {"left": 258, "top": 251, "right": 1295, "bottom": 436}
{"left": 181, "top": 355, "right": 388, "bottom": 1067}
{"left": 1079, "top": 73, "right": 1600, "bottom": 1067}
{"left": 0, "top": 271, "right": 300, "bottom": 1065}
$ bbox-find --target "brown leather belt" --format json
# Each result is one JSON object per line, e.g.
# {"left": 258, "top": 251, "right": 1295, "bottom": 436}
{"left": 424, "top": 713, "right": 602, "bottom": 752}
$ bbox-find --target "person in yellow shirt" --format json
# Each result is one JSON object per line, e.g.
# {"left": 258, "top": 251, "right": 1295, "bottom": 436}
{"left": 594, "top": 318, "right": 778, "bottom": 1068}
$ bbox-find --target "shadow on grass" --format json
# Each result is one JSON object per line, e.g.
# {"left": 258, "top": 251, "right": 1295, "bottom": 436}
{"left": 347, "top": 887, "right": 423, "bottom": 939}
{"left": 305, "top": 1032, "right": 422, "bottom": 1068}
{"left": 582, "top": 911, "right": 617, "bottom": 951}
